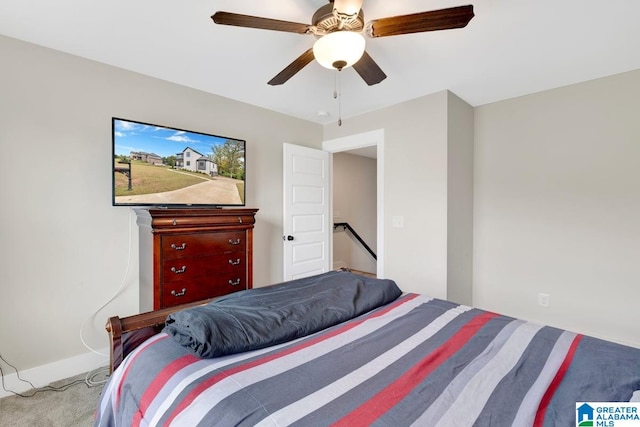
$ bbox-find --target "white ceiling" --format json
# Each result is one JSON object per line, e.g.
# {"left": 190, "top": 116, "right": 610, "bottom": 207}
{"left": 1, "top": 0, "right": 639, "bottom": 125}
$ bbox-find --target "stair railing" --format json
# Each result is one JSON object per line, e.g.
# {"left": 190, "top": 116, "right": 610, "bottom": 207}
{"left": 333, "top": 222, "right": 377, "bottom": 260}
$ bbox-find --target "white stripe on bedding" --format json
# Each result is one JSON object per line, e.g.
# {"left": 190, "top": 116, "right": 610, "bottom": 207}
{"left": 409, "top": 319, "right": 524, "bottom": 426}
{"left": 145, "top": 348, "right": 274, "bottom": 425}
{"left": 167, "top": 295, "right": 432, "bottom": 427}
{"left": 147, "top": 333, "right": 308, "bottom": 427}
{"left": 253, "top": 304, "right": 474, "bottom": 427}
{"left": 432, "top": 321, "right": 545, "bottom": 427}
{"left": 98, "top": 333, "right": 167, "bottom": 424}
{"left": 510, "top": 330, "right": 577, "bottom": 426}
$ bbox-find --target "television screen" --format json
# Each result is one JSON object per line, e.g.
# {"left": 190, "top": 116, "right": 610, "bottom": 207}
{"left": 112, "top": 117, "right": 245, "bottom": 207}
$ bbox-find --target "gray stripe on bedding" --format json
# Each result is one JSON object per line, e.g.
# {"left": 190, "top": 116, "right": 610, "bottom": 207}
{"left": 96, "top": 334, "right": 168, "bottom": 427}
{"left": 176, "top": 295, "right": 429, "bottom": 427}
{"left": 541, "top": 335, "right": 640, "bottom": 426}
{"left": 292, "top": 305, "right": 495, "bottom": 426}
{"left": 268, "top": 298, "right": 467, "bottom": 426}
{"left": 511, "top": 330, "right": 576, "bottom": 427}
{"left": 431, "top": 321, "right": 545, "bottom": 427}
{"left": 251, "top": 302, "right": 475, "bottom": 427}
{"left": 372, "top": 314, "right": 515, "bottom": 427}
{"left": 259, "top": 297, "right": 448, "bottom": 426}
{"left": 374, "top": 310, "right": 513, "bottom": 426}
{"left": 408, "top": 319, "right": 525, "bottom": 426}
{"left": 473, "top": 325, "right": 565, "bottom": 427}
{"left": 147, "top": 347, "right": 277, "bottom": 426}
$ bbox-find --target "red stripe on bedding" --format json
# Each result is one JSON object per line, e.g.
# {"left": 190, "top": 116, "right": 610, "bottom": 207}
{"left": 130, "top": 354, "right": 201, "bottom": 427}
{"left": 162, "top": 294, "right": 420, "bottom": 426}
{"left": 533, "top": 334, "right": 583, "bottom": 427}
{"left": 115, "top": 334, "right": 169, "bottom": 407}
{"left": 331, "top": 311, "right": 498, "bottom": 427}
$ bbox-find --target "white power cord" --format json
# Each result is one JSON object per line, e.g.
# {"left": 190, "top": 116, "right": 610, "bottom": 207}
{"left": 0, "top": 353, "right": 108, "bottom": 396}
{"left": 0, "top": 213, "right": 134, "bottom": 395}
{"left": 79, "top": 208, "right": 135, "bottom": 357}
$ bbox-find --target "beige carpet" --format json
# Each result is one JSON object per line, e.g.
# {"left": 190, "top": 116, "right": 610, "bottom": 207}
{"left": 0, "top": 368, "right": 107, "bottom": 427}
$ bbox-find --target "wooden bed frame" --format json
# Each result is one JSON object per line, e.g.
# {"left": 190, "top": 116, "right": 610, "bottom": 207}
{"left": 105, "top": 298, "right": 215, "bottom": 373}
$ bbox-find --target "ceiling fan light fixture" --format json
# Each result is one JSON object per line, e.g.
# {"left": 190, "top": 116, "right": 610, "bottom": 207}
{"left": 313, "top": 31, "right": 366, "bottom": 70}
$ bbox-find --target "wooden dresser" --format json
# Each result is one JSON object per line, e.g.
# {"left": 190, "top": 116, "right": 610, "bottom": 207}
{"left": 135, "top": 208, "right": 258, "bottom": 311}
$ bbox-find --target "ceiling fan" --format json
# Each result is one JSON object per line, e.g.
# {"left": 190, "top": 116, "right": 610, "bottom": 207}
{"left": 212, "top": 0, "right": 474, "bottom": 86}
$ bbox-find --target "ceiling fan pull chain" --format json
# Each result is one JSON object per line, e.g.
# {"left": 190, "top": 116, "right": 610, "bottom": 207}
{"left": 337, "top": 70, "right": 343, "bottom": 126}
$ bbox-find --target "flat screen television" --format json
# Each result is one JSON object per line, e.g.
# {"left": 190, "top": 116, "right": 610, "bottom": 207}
{"left": 112, "top": 117, "right": 245, "bottom": 207}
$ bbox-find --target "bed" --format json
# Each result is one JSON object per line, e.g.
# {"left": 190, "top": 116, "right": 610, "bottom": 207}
{"left": 95, "top": 271, "right": 640, "bottom": 426}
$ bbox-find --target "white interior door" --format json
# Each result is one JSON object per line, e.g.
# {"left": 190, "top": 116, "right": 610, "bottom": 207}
{"left": 283, "top": 143, "right": 330, "bottom": 281}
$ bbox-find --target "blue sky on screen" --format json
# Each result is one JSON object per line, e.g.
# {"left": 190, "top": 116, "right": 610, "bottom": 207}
{"left": 113, "top": 119, "right": 233, "bottom": 158}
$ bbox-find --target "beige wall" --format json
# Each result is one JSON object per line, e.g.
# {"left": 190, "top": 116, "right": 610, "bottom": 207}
{"left": 326, "top": 72, "right": 639, "bottom": 347}
{"left": 332, "top": 152, "right": 377, "bottom": 274}
{"left": 446, "top": 92, "right": 474, "bottom": 305}
{"left": 324, "top": 91, "right": 474, "bottom": 302}
{"left": 473, "top": 69, "right": 640, "bottom": 347}
{"left": 324, "top": 91, "right": 453, "bottom": 299}
{"left": 0, "top": 35, "right": 322, "bottom": 375}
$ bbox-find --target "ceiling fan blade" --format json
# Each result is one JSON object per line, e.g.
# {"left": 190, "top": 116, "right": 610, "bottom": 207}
{"left": 268, "top": 48, "right": 316, "bottom": 86}
{"left": 353, "top": 51, "right": 387, "bottom": 86}
{"left": 367, "top": 5, "right": 474, "bottom": 38}
{"left": 212, "top": 11, "right": 311, "bottom": 34}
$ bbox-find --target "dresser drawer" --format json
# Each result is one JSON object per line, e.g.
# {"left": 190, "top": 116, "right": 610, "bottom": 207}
{"left": 161, "top": 231, "right": 246, "bottom": 260}
{"left": 161, "top": 274, "right": 246, "bottom": 306}
{"left": 161, "top": 253, "right": 246, "bottom": 283}
{"left": 137, "top": 208, "right": 257, "bottom": 311}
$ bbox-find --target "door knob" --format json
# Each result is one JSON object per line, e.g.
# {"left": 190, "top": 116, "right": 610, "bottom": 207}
{"left": 283, "top": 235, "right": 294, "bottom": 241}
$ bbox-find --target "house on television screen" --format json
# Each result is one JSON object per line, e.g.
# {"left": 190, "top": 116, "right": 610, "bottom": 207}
{"left": 176, "top": 147, "right": 218, "bottom": 177}
{"left": 130, "top": 151, "right": 162, "bottom": 165}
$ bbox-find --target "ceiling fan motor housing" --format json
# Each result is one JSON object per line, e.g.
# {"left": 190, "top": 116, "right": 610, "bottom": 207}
{"left": 312, "top": 3, "right": 364, "bottom": 35}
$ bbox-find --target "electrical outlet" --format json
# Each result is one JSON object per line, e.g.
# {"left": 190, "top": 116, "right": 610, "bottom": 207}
{"left": 538, "top": 293, "right": 550, "bottom": 307}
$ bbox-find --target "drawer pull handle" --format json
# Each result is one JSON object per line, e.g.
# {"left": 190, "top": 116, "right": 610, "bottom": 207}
{"left": 171, "top": 265, "right": 187, "bottom": 274}
{"left": 171, "top": 243, "right": 187, "bottom": 251}
{"left": 228, "top": 238, "right": 241, "bottom": 245}
{"left": 228, "top": 278, "right": 241, "bottom": 286}
{"left": 171, "top": 288, "right": 187, "bottom": 297}
{"left": 228, "top": 258, "right": 241, "bottom": 266}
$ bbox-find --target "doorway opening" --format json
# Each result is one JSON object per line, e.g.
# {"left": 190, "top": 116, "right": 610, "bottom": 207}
{"left": 323, "top": 129, "right": 384, "bottom": 278}
{"left": 332, "top": 150, "right": 377, "bottom": 277}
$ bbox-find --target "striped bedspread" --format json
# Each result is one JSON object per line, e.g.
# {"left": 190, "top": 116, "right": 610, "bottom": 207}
{"left": 94, "top": 294, "right": 640, "bottom": 426}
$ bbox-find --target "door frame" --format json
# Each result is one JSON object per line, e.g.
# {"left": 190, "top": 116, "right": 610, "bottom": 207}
{"left": 322, "top": 129, "right": 385, "bottom": 278}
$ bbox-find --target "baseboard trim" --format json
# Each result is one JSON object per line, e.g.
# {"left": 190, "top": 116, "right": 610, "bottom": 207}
{"left": 0, "top": 349, "right": 108, "bottom": 399}
{"left": 332, "top": 260, "right": 347, "bottom": 270}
